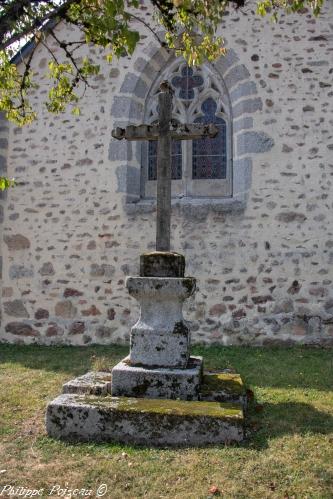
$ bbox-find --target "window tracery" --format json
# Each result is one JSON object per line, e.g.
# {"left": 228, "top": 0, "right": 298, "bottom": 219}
{"left": 143, "top": 59, "right": 232, "bottom": 198}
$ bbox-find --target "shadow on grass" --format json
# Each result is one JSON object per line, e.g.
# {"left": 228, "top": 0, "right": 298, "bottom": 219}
{"left": 193, "top": 344, "right": 333, "bottom": 392}
{"left": 0, "top": 343, "right": 128, "bottom": 376}
{"left": 1, "top": 344, "right": 332, "bottom": 452}
{"left": 247, "top": 400, "right": 333, "bottom": 449}
{"left": 0, "top": 343, "right": 332, "bottom": 390}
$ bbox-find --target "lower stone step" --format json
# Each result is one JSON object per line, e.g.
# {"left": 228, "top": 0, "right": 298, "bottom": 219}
{"left": 46, "top": 394, "right": 244, "bottom": 446}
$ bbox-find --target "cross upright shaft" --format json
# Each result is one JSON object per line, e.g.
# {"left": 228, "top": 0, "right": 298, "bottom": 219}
{"left": 156, "top": 81, "right": 173, "bottom": 252}
{"left": 111, "top": 80, "right": 219, "bottom": 253}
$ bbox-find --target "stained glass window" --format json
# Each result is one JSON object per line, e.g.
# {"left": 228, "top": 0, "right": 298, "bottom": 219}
{"left": 172, "top": 66, "right": 204, "bottom": 100}
{"left": 148, "top": 139, "right": 182, "bottom": 180}
{"left": 192, "top": 98, "right": 227, "bottom": 180}
{"left": 145, "top": 63, "right": 229, "bottom": 189}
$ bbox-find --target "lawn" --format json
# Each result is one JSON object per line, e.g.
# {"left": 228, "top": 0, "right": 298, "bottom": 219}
{"left": 0, "top": 344, "right": 332, "bottom": 499}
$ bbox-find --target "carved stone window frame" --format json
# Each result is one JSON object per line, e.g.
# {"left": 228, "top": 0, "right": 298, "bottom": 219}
{"left": 110, "top": 46, "right": 274, "bottom": 214}
{"left": 141, "top": 59, "right": 233, "bottom": 200}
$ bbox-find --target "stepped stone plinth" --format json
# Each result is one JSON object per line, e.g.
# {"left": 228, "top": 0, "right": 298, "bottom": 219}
{"left": 46, "top": 252, "right": 247, "bottom": 446}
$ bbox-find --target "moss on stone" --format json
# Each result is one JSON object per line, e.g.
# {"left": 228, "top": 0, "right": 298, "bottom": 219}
{"left": 142, "top": 251, "right": 184, "bottom": 258}
{"left": 82, "top": 395, "right": 243, "bottom": 421}
{"left": 173, "top": 321, "right": 189, "bottom": 336}
{"left": 201, "top": 373, "right": 245, "bottom": 396}
{"left": 181, "top": 277, "right": 196, "bottom": 294}
{"left": 140, "top": 251, "right": 185, "bottom": 277}
{"left": 92, "top": 374, "right": 112, "bottom": 382}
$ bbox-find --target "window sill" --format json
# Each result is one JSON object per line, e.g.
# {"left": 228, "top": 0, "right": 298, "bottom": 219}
{"left": 124, "top": 194, "right": 247, "bottom": 216}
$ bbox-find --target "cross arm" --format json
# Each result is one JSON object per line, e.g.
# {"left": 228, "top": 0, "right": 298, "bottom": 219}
{"left": 111, "top": 123, "right": 219, "bottom": 141}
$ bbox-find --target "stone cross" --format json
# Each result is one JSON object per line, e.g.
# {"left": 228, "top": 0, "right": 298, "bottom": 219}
{"left": 112, "top": 81, "right": 218, "bottom": 252}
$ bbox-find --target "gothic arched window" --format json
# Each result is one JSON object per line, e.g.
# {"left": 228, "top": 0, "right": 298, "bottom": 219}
{"left": 143, "top": 60, "right": 232, "bottom": 199}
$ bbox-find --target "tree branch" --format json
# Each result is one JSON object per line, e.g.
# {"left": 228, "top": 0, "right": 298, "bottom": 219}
{"left": 127, "top": 12, "right": 167, "bottom": 47}
{"left": 0, "top": 0, "right": 80, "bottom": 51}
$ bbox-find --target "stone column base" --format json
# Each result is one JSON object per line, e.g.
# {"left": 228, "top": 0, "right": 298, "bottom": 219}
{"left": 111, "top": 356, "right": 203, "bottom": 401}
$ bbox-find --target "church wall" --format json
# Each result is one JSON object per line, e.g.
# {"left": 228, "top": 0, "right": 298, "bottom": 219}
{"left": 1, "top": 1, "right": 333, "bottom": 347}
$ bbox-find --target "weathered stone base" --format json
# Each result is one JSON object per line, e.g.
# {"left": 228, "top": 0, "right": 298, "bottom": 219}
{"left": 63, "top": 371, "right": 112, "bottom": 396}
{"left": 130, "top": 324, "right": 190, "bottom": 368}
{"left": 111, "top": 356, "right": 203, "bottom": 400}
{"left": 201, "top": 372, "right": 247, "bottom": 407}
{"left": 46, "top": 393, "right": 244, "bottom": 446}
{"left": 61, "top": 368, "right": 247, "bottom": 407}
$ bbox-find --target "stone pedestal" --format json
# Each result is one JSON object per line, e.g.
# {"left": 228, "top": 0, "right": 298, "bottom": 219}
{"left": 46, "top": 251, "right": 247, "bottom": 446}
{"left": 126, "top": 276, "right": 196, "bottom": 368}
{"left": 111, "top": 356, "right": 202, "bottom": 400}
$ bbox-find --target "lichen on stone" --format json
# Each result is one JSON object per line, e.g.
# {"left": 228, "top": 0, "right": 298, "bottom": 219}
{"left": 82, "top": 394, "right": 244, "bottom": 420}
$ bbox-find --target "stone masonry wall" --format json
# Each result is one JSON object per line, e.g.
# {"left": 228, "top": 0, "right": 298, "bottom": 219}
{"left": 1, "top": 1, "right": 333, "bottom": 346}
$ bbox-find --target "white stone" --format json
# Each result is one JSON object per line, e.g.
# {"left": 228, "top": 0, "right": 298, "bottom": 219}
{"left": 46, "top": 393, "right": 244, "bottom": 446}
{"left": 126, "top": 276, "right": 196, "bottom": 367}
{"left": 111, "top": 355, "right": 203, "bottom": 400}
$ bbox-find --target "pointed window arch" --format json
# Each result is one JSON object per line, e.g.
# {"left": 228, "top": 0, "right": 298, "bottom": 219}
{"left": 143, "top": 59, "right": 232, "bottom": 199}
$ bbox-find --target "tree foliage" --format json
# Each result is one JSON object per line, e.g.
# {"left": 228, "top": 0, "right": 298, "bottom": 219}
{"left": 0, "top": 0, "right": 325, "bottom": 126}
{"left": 0, "top": 0, "right": 324, "bottom": 189}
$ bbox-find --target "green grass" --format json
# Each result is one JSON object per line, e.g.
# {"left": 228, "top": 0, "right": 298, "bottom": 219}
{"left": 0, "top": 344, "right": 332, "bottom": 498}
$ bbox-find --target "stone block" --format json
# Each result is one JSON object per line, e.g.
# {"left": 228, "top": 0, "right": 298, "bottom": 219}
{"left": 232, "top": 97, "right": 263, "bottom": 119}
{"left": 115, "top": 165, "right": 140, "bottom": 196}
{"left": 0, "top": 155, "right": 7, "bottom": 173}
{"left": 111, "top": 96, "right": 143, "bottom": 120}
{"left": 35, "top": 308, "right": 49, "bottom": 319}
{"left": 46, "top": 393, "right": 244, "bottom": 446}
{"left": 3, "top": 299, "right": 28, "bottom": 318}
{"left": 140, "top": 251, "right": 185, "bottom": 277}
{"left": 109, "top": 141, "right": 132, "bottom": 161}
{"left": 213, "top": 49, "right": 239, "bottom": 76}
{"left": 233, "top": 116, "right": 253, "bottom": 133}
{"left": 120, "top": 73, "right": 148, "bottom": 99}
{"left": 5, "top": 322, "right": 39, "bottom": 337}
{"left": 230, "top": 81, "right": 257, "bottom": 103}
{"left": 55, "top": 300, "right": 77, "bottom": 319}
{"left": 237, "top": 131, "right": 274, "bottom": 155}
{"left": 126, "top": 276, "right": 196, "bottom": 367}
{"left": 224, "top": 65, "right": 250, "bottom": 90}
{"left": 9, "top": 265, "right": 34, "bottom": 279}
{"left": 130, "top": 323, "right": 191, "bottom": 368}
{"left": 38, "top": 262, "right": 55, "bottom": 276}
{"left": 4, "top": 234, "right": 30, "bottom": 250}
{"left": 111, "top": 356, "right": 203, "bottom": 401}
{"left": 200, "top": 372, "right": 247, "bottom": 407}
{"left": 134, "top": 58, "right": 155, "bottom": 82}
{"left": 63, "top": 372, "right": 111, "bottom": 396}
{"left": 233, "top": 157, "right": 252, "bottom": 194}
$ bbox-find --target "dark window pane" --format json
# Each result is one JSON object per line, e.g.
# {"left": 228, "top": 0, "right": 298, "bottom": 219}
{"left": 148, "top": 140, "right": 182, "bottom": 180}
{"left": 192, "top": 98, "right": 227, "bottom": 180}
{"left": 172, "top": 65, "right": 203, "bottom": 100}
